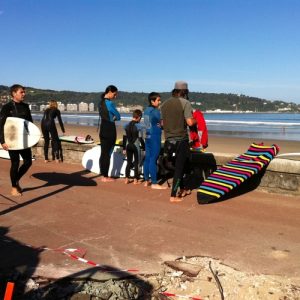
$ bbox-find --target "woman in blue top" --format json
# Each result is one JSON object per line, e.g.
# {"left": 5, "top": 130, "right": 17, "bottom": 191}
{"left": 98, "top": 85, "right": 121, "bottom": 182}
{"left": 143, "top": 92, "right": 166, "bottom": 189}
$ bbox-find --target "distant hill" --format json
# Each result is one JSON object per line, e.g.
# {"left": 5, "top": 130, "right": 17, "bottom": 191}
{"left": 0, "top": 85, "right": 299, "bottom": 112}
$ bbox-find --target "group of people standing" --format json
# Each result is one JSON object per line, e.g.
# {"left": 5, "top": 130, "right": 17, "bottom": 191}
{"left": 99, "top": 81, "right": 201, "bottom": 202}
{"left": 0, "top": 81, "right": 204, "bottom": 202}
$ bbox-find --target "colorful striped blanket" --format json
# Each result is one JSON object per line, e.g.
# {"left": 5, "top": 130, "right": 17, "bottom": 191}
{"left": 197, "top": 143, "right": 279, "bottom": 204}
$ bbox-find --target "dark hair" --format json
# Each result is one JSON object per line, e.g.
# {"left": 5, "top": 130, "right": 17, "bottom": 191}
{"left": 10, "top": 84, "right": 25, "bottom": 96}
{"left": 101, "top": 85, "right": 118, "bottom": 100}
{"left": 148, "top": 92, "right": 161, "bottom": 106}
{"left": 132, "top": 109, "right": 142, "bottom": 119}
{"left": 171, "top": 89, "right": 189, "bottom": 99}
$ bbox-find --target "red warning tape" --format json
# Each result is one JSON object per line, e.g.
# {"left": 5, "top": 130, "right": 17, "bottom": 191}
{"left": 24, "top": 244, "right": 139, "bottom": 273}
{"left": 161, "top": 291, "right": 202, "bottom": 300}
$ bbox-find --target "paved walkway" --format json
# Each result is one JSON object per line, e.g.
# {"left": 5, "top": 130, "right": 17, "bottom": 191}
{"left": 1, "top": 159, "right": 300, "bottom": 282}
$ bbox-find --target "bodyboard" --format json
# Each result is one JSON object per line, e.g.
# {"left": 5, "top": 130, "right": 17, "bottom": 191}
{"left": 82, "top": 145, "right": 144, "bottom": 178}
{"left": 59, "top": 135, "right": 94, "bottom": 144}
{"left": 3, "top": 117, "right": 41, "bottom": 150}
{"left": 197, "top": 143, "right": 279, "bottom": 204}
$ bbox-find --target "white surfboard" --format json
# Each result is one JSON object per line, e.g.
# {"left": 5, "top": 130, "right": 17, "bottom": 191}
{"left": 0, "top": 149, "right": 36, "bottom": 160}
{"left": 59, "top": 135, "right": 94, "bottom": 144}
{"left": 3, "top": 117, "right": 41, "bottom": 150}
{"left": 82, "top": 145, "right": 144, "bottom": 178}
{"left": 276, "top": 153, "right": 300, "bottom": 159}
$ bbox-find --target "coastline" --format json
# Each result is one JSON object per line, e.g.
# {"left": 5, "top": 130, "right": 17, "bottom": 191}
{"left": 35, "top": 122, "right": 300, "bottom": 155}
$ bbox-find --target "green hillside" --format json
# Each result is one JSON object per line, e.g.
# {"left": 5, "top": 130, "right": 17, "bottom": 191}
{"left": 1, "top": 85, "right": 299, "bottom": 112}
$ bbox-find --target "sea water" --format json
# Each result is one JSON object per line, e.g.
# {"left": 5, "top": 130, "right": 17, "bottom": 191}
{"left": 32, "top": 112, "right": 300, "bottom": 142}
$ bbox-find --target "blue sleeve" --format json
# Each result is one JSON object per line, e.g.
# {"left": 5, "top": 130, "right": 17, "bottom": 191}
{"left": 151, "top": 109, "right": 161, "bottom": 125}
{"left": 106, "top": 100, "right": 121, "bottom": 121}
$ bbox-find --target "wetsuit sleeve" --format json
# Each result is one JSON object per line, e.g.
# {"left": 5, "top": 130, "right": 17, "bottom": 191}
{"left": 122, "top": 124, "right": 128, "bottom": 149}
{"left": 0, "top": 105, "right": 9, "bottom": 144}
{"left": 107, "top": 101, "right": 121, "bottom": 121}
{"left": 0, "top": 104, "right": 11, "bottom": 144}
{"left": 56, "top": 110, "right": 65, "bottom": 133}
{"left": 26, "top": 105, "right": 33, "bottom": 123}
{"left": 137, "top": 124, "right": 145, "bottom": 150}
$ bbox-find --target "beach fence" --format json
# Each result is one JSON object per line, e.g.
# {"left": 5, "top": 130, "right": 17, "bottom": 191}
{"left": 32, "top": 140, "right": 300, "bottom": 196}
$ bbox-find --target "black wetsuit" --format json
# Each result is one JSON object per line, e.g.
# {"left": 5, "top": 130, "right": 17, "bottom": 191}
{"left": 98, "top": 98, "right": 120, "bottom": 177}
{"left": 123, "top": 121, "right": 145, "bottom": 179}
{"left": 41, "top": 108, "right": 65, "bottom": 160}
{"left": 0, "top": 101, "right": 33, "bottom": 188}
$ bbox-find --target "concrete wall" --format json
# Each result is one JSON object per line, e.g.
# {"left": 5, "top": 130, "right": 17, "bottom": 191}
{"left": 32, "top": 141, "right": 300, "bottom": 196}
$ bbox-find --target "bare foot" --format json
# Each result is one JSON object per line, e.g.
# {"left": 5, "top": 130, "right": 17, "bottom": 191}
{"left": 170, "top": 197, "right": 183, "bottom": 203}
{"left": 44, "top": 160, "right": 50, "bottom": 163}
{"left": 144, "top": 181, "right": 151, "bottom": 187}
{"left": 133, "top": 179, "right": 141, "bottom": 185}
{"left": 11, "top": 187, "right": 22, "bottom": 197}
{"left": 55, "top": 159, "right": 61, "bottom": 163}
{"left": 178, "top": 189, "right": 191, "bottom": 197}
{"left": 125, "top": 178, "right": 131, "bottom": 184}
{"left": 16, "top": 183, "right": 23, "bottom": 193}
{"left": 151, "top": 184, "right": 167, "bottom": 190}
{"left": 101, "top": 177, "right": 115, "bottom": 182}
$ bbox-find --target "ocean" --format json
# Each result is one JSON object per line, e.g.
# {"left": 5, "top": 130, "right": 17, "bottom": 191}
{"left": 32, "top": 112, "right": 300, "bottom": 142}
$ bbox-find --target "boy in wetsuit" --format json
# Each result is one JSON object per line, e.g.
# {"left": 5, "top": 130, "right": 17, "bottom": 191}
{"left": 122, "top": 109, "right": 145, "bottom": 184}
{"left": 0, "top": 84, "right": 34, "bottom": 196}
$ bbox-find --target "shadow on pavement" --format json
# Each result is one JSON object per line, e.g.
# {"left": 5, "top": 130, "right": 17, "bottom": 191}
{"left": 0, "top": 170, "right": 97, "bottom": 216}
{"left": 0, "top": 226, "right": 42, "bottom": 299}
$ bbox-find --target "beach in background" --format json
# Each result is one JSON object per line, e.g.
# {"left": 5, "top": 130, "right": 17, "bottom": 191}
{"left": 32, "top": 112, "right": 300, "bottom": 155}
{"left": 34, "top": 121, "right": 300, "bottom": 156}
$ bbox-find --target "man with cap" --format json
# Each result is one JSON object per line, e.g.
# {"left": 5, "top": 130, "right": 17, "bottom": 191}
{"left": 160, "top": 81, "right": 196, "bottom": 202}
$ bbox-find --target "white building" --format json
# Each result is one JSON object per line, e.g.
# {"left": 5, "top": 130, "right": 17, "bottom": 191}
{"left": 89, "top": 103, "right": 95, "bottom": 112}
{"left": 78, "top": 102, "right": 89, "bottom": 112}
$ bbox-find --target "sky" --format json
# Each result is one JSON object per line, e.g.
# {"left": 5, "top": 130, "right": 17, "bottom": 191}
{"left": 0, "top": 0, "right": 300, "bottom": 103}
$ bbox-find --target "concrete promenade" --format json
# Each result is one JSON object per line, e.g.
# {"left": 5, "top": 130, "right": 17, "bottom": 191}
{"left": 1, "top": 158, "right": 300, "bottom": 283}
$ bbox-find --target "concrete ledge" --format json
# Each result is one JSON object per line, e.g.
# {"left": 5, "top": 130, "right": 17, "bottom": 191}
{"left": 32, "top": 142, "right": 300, "bottom": 196}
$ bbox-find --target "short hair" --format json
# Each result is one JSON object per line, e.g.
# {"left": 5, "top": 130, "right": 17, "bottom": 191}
{"left": 49, "top": 100, "right": 58, "bottom": 109}
{"left": 148, "top": 92, "right": 161, "bottom": 106}
{"left": 171, "top": 88, "right": 189, "bottom": 99}
{"left": 132, "top": 109, "right": 142, "bottom": 119}
{"left": 10, "top": 84, "right": 25, "bottom": 96}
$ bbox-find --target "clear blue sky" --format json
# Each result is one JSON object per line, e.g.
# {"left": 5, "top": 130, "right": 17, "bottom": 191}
{"left": 1, "top": 0, "right": 300, "bottom": 103}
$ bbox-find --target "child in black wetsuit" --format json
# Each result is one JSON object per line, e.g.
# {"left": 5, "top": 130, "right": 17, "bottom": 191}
{"left": 41, "top": 100, "right": 65, "bottom": 163}
{"left": 122, "top": 109, "right": 145, "bottom": 184}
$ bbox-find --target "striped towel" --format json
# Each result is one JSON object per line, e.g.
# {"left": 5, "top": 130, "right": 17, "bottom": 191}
{"left": 197, "top": 143, "right": 279, "bottom": 204}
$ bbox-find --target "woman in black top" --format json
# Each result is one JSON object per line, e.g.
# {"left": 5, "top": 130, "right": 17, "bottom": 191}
{"left": 0, "top": 84, "right": 33, "bottom": 196}
{"left": 41, "top": 100, "right": 65, "bottom": 162}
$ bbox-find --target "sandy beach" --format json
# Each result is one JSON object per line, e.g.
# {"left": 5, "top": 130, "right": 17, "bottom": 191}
{"left": 38, "top": 122, "right": 300, "bottom": 155}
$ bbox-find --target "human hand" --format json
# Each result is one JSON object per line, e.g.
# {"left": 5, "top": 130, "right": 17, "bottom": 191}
{"left": 1, "top": 143, "right": 9, "bottom": 151}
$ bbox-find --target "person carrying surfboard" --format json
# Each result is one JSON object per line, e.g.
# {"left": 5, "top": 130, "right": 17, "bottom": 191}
{"left": 98, "top": 85, "right": 121, "bottom": 182}
{"left": 0, "top": 84, "right": 34, "bottom": 196}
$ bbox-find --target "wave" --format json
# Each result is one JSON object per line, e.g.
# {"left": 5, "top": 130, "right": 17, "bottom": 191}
{"left": 206, "top": 120, "right": 300, "bottom": 126}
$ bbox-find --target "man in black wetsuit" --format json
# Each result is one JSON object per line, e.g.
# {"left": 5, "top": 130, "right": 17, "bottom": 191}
{"left": 0, "top": 84, "right": 34, "bottom": 196}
